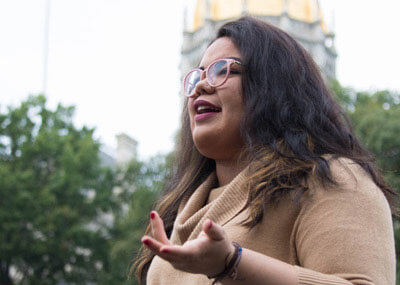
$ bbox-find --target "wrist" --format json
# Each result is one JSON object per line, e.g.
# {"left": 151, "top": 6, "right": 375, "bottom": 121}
{"left": 206, "top": 243, "right": 234, "bottom": 277}
{"left": 207, "top": 242, "right": 243, "bottom": 284}
{"left": 226, "top": 243, "right": 236, "bottom": 264}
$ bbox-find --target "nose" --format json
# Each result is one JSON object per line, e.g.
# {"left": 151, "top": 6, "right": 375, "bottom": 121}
{"left": 192, "top": 71, "right": 215, "bottom": 97}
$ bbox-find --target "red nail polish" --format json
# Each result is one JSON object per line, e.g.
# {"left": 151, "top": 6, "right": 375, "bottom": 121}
{"left": 150, "top": 212, "right": 155, "bottom": 219}
{"left": 142, "top": 239, "right": 150, "bottom": 245}
{"left": 208, "top": 220, "right": 213, "bottom": 229}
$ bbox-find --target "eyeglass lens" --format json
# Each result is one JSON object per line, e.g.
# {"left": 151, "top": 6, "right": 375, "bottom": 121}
{"left": 184, "top": 59, "right": 230, "bottom": 97}
{"left": 184, "top": 70, "right": 201, "bottom": 97}
{"left": 208, "top": 60, "right": 229, "bottom": 86}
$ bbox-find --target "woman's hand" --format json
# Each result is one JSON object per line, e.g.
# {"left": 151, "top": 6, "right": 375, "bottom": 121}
{"left": 141, "top": 211, "right": 235, "bottom": 277}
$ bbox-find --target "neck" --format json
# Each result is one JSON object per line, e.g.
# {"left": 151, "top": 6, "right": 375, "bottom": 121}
{"left": 215, "top": 156, "right": 248, "bottom": 187}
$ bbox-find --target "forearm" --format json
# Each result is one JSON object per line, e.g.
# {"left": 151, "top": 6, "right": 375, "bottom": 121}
{"left": 219, "top": 247, "right": 297, "bottom": 285}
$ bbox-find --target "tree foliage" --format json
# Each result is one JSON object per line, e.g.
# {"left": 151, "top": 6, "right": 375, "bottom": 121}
{"left": 0, "top": 95, "right": 172, "bottom": 285}
{"left": 0, "top": 95, "right": 119, "bottom": 284}
{"left": 103, "top": 155, "right": 169, "bottom": 285}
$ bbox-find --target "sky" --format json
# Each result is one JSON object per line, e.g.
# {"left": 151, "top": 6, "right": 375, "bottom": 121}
{"left": 1, "top": 0, "right": 399, "bottom": 159}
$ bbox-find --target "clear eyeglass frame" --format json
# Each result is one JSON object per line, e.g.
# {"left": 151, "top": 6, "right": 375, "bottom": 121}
{"left": 183, "top": 58, "right": 242, "bottom": 98}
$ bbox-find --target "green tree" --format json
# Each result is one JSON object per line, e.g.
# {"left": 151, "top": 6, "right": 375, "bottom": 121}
{"left": 0, "top": 95, "right": 120, "bottom": 284}
{"left": 101, "top": 155, "right": 170, "bottom": 285}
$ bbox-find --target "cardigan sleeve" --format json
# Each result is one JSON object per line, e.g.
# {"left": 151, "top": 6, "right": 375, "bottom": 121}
{"left": 293, "top": 159, "right": 396, "bottom": 285}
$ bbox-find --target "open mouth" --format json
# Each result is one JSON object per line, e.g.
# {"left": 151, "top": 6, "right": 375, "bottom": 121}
{"left": 196, "top": 105, "right": 221, "bottom": 114}
{"left": 193, "top": 99, "right": 221, "bottom": 121}
{"left": 194, "top": 99, "right": 222, "bottom": 115}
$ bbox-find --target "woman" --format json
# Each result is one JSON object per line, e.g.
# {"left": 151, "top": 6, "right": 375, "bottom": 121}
{"left": 133, "top": 16, "right": 397, "bottom": 284}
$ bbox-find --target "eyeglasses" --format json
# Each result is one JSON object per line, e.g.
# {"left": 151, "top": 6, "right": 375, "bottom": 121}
{"left": 183, "top": 58, "right": 242, "bottom": 97}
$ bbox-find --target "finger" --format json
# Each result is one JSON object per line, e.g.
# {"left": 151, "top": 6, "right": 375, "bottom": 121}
{"left": 141, "top": 236, "right": 179, "bottom": 263}
{"left": 158, "top": 244, "right": 193, "bottom": 263}
{"left": 150, "top": 211, "right": 170, "bottom": 245}
{"left": 202, "top": 219, "right": 225, "bottom": 241}
{"left": 142, "top": 235, "right": 164, "bottom": 252}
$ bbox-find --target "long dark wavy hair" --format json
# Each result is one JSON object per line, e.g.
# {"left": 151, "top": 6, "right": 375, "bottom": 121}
{"left": 132, "top": 16, "right": 398, "bottom": 283}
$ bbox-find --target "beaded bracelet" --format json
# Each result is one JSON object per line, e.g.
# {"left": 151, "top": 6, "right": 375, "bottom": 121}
{"left": 208, "top": 242, "right": 242, "bottom": 284}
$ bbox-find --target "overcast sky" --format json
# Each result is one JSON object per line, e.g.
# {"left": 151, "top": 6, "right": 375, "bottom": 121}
{"left": 1, "top": 0, "right": 399, "bottom": 159}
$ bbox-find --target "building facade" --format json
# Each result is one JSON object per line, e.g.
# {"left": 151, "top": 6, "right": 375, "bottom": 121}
{"left": 99, "top": 133, "right": 138, "bottom": 169}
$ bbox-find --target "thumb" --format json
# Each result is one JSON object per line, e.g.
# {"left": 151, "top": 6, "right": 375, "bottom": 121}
{"left": 203, "top": 219, "right": 225, "bottom": 241}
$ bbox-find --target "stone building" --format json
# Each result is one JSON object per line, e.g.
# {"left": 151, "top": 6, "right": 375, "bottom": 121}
{"left": 99, "top": 133, "right": 138, "bottom": 169}
{"left": 182, "top": 0, "right": 336, "bottom": 79}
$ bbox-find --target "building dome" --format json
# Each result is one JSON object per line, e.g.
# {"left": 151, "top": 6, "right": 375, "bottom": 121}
{"left": 189, "top": 0, "right": 328, "bottom": 33}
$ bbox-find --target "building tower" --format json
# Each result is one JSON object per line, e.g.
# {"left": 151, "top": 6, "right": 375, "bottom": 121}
{"left": 182, "top": 0, "right": 336, "bottom": 80}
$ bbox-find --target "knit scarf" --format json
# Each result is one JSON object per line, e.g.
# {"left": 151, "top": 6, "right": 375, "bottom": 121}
{"left": 170, "top": 168, "right": 249, "bottom": 245}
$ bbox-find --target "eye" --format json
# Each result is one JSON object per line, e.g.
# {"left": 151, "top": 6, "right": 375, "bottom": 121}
{"left": 216, "top": 68, "right": 228, "bottom": 76}
{"left": 230, "top": 70, "right": 241, "bottom": 75}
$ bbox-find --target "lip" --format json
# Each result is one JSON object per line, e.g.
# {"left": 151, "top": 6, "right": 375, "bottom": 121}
{"left": 192, "top": 99, "right": 221, "bottom": 121}
{"left": 193, "top": 99, "right": 220, "bottom": 112}
{"left": 194, "top": 112, "right": 219, "bottom": 121}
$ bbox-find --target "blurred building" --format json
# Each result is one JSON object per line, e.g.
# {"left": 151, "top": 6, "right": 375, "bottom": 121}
{"left": 99, "top": 133, "right": 138, "bottom": 169}
{"left": 182, "top": 0, "right": 336, "bottom": 79}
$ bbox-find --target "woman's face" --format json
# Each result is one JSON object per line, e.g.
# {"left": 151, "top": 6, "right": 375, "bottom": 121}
{"left": 188, "top": 37, "right": 245, "bottom": 161}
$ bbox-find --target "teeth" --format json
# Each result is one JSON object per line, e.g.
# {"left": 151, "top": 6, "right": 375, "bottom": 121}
{"left": 197, "top": 105, "right": 219, "bottom": 112}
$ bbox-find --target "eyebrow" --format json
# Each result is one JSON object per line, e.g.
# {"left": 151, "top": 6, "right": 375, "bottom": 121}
{"left": 198, "top": 56, "right": 242, "bottom": 70}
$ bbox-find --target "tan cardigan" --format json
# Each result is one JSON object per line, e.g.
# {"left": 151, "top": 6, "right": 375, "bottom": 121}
{"left": 146, "top": 158, "right": 396, "bottom": 284}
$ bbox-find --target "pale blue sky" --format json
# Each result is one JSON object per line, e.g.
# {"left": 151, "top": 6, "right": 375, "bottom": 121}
{"left": 1, "top": 0, "right": 399, "bottom": 158}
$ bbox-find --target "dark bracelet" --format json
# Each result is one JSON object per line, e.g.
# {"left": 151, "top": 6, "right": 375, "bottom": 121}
{"left": 207, "top": 242, "right": 242, "bottom": 284}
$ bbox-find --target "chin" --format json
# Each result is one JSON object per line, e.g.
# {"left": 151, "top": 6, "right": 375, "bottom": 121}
{"left": 193, "top": 138, "right": 214, "bottom": 157}
{"left": 191, "top": 126, "right": 245, "bottom": 160}
{"left": 193, "top": 140, "right": 240, "bottom": 161}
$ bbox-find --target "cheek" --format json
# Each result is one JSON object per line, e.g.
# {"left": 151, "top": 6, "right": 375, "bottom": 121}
{"left": 222, "top": 89, "right": 245, "bottom": 138}
{"left": 227, "top": 87, "right": 244, "bottom": 118}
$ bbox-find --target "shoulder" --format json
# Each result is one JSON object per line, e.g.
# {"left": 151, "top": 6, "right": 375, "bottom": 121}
{"left": 294, "top": 157, "right": 396, "bottom": 283}
{"left": 307, "top": 156, "right": 384, "bottom": 200}
{"left": 298, "top": 156, "right": 393, "bottom": 229}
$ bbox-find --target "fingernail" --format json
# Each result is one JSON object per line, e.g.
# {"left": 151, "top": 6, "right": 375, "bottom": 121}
{"left": 208, "top": 220, "right": 213, "bottom": 229}
{"left": 142, "top": 239, "right": 150, "bottom": 245}
{"left": 150, "top": 212, "right": 155, "bottom": 219}
{"left": 160, "top": 248, "right": 169, "bottom": 253}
